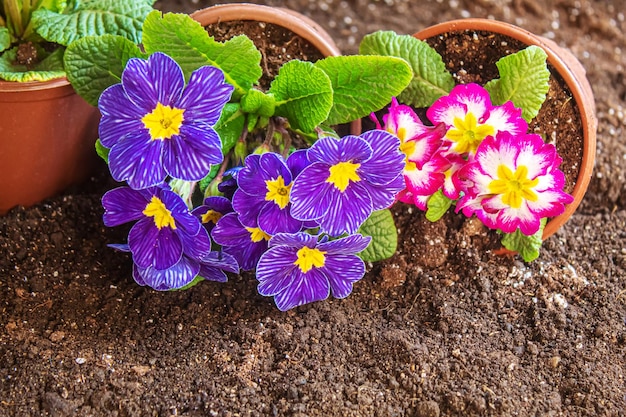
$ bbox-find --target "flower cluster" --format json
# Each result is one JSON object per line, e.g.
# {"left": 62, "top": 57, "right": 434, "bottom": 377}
{"left": 97, "top": 32, "right": 574, "bottom": 311}
{"left": 99, "top": 50, "right": 407, "bottom": 310}
{"left": 375, "top": 83, "right": 573, "bottom": 237}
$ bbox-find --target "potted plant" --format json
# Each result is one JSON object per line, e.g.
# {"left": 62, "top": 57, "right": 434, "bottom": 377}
{"left": 358, "top": 19, "right": 596, "bottom": 261}
{"left": 64, "top": 7, "right": 413, "bottom": 310}
{"left": 0, "top": 0, "right": 155, "bottom": 214}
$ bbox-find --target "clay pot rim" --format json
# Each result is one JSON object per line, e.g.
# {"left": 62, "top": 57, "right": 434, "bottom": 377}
{"left": 190, "top": 3, "right": 341, "bottom": 58}
{"left": 414, "top": 18, "right": 597, "bottom": 241}
{"left": 0, "top": 76, "right": 71, "bottom": 92}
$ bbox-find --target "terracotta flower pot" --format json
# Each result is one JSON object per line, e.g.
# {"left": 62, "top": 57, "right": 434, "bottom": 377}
{"left": 190, "top": 3, "right": 361, "bottom": 135}
{"left": 0, "top": 78, "right": 101, "bottom": 215}
{"left": 414, "top": 19, "right": 597, "bottom": 241}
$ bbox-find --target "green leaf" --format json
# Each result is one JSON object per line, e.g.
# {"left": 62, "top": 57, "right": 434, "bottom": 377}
{"left": 360, "top": 31, "right": 455, "bottom": 107}
{"left": 64, "top": 34, "right": 145, "bottom": 106}
{"left": 0, "top": 47, "right": 65, "bottom": 82}
{"left": 357, "top": 209, "right": 398, "bottom": 262}
{"left": 240, "top": 89, "right": 276, "bottom": 118}
{"left": 0, "top": 27, "right": 11, "bottom": 53}
{"left": 32, "top": 0, "right": 154, "bottom": 46}
{"left": 270, "top": 60, "right": 333, "bottom": 133}
{"left": 95, "top": 139, "right": 110, "bottom": 163}
{"left": 141, "top": 11, "right": 262, "bottom": 98}
{"left": 314, "top": 55, "right": 412, "bottom": 125}
{"left": 173, "top": 275, "right": 204, "bottom": 291}
{"left": 500, "top": 218, "right": 546, "bottom": 262}
{"left": 484, "top": 45, "right": 550, "bottom": 122}
{"left": 425, "top": 190, "right": 453, "bottom": 222}
{"left": 214, "top": 103, "right": 245, "bottom": 155}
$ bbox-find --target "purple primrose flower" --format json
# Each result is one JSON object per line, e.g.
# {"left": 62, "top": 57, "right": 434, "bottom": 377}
{"left": 290, "top": 131, "right": 405, "bottom": 236}
{"left": 211, "top": 212, "right": 272, "bottom": 271}
{"left": 256, "top": 232, "right": 371, "bottom": 311}
{"left": 233, "top": 150, "right": 310, "bottom": 235}
{"left": 98, "top": 52, "right": 234, "bottom": 189}
{"left": 102, "top": 186, "right": 210, "bottom": 271}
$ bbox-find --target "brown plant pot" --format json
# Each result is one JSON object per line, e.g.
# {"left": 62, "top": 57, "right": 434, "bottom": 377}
{"left": 414, "top": 19, "right": 597, "bottom": 242}
{"left": 0, "top": 78, "right": 101, "bottom": 215}
{"left": 190, "top": 3, "right": 361, "bottom": 135}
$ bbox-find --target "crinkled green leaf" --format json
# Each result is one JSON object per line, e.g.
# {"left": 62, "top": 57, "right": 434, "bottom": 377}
{"left": 270, "top": 60, "right": 333, "bottom": 133}
{"left": 0, "top": 27, "right": 11, "bottom": 53}
{"left": 314, "top": 55, "right": 412, "bottom": 125}
{"left": 357, "top": 209, "right": 398, "bottom": 262}
{"left": 64, "top": 34, "right": 145, "bottom": 106}
{"left": 32, "top": 0, "right": 154, "bottom": 46}
{"left": 360, "top": 31, "right": 455, "bottom": 107}
{"left": 484, "top": 45, "right": 550, "bottom": 122}
{"left": 240, "top": 89, "right": 276, "bottom": 118}
{"left": 141, "top": 11, "right": 261, "bottom": 98}
{"left": 0, "top": 47, "right": 65, "bottom": 81}
{"left": 425, "top": 190, "right": 453, "bottom": 222}
{"left": 500, "top": 218, "right": 546, "bottom": 262}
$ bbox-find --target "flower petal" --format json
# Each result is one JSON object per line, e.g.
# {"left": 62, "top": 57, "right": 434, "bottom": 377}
{"left": 289, "top": 163, "right": 334, "bottom": 221}
{"left": 98, "top": 84, "right": 145, "bottom": 148}
{"left": 122, "top": 53, "right": 184, "bottom": 111}
{"left": 108, "top": 131, "right": 166, "bottom": 189}
{"left": 177, "top": 65, "right": 234, "bottom": 126}
{"left": 320, "top": 254, "right": 366, "bottom": 299}
{"left": 101, "top": 187, "right": 150, "bottom": 227}
{"left": 129, "top": 218, "right": 183, "bottom": 270}
{"left": 272, "top": 268, "right": 330, "bottom": 311}
{"left": 162, "top": 124, "right": 223, "bottom": 181}
{"left": 317, "top": 182, "right": 373, "bottom": 236}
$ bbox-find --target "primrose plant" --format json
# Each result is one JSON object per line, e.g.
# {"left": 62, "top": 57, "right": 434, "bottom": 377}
{"left": 66, "top": 11, "right": 414, "bottom": 310}
{"left": 360, "top": 31, "right": 573, "bottom": 262}
{"left": 0, "top": 0, "right": 154, "bottom": 82}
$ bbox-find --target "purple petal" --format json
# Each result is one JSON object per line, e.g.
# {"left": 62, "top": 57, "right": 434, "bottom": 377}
{"left": 162, "top": 124, "right": 223, "bottom": 181}
{"left": 368, "top": 174, "right": 406, "bottom": 211}
{"left": 320, "top": 254, "right": 366, "bottom": 299}
{"left": 108, "top": 131, "right": 166, "bottom": 189}
{"left": 232, "top": 189, "right": 264, "bottom": 228}
{"left": 236, "top": 154, "right": 266, "bottom": 196}
{"left": 177, "top": 65, "right": 234, "bottom": 126}
{"left": 289, "top": 163, "right": 333, "bottom": 221}
{"left": 256, "top": 245, "right": 299, "bottom": 295}
{"left": 269, "top": 232, "right": 317, "bottom": 248}
{"left": 98, "top": 84, "right": 145, "bottom": 148}
{"left": 102, "top": 186, "right": 150, "bottom": 227}
{"left": 122, "top": 53, "right": 184, "bottom": 111}
{"left": 308, "top": 136, "right": 372, "bottom": 165}
{"left": 272, "top": 268, "right": 330, "bottom": 311}
{"left": 318, "top": 233, "right": 371, "bottom": 254}
{"left": 133, "top": 255, "right": 200, "bottom": 291}
{"left": 258, "top": 202, "right": 302, "bottom": 235}
{"left": 317, "top": 182, "right": 373, "bottom": 236}
{"left": 359, "top": 130, "right": 405, "bottom": 185}
{"left": 129, "top": 218, "right": 183, "bottom": 270}
{"left": 286, "top": 149, "right": 311, "bottom": 178}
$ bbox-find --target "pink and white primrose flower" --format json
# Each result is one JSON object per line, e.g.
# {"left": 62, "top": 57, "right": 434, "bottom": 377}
{"left": 427, "top": 83, "right": 528, "bottom": 157}
{"left": 374, "top": 98, "right": 449, "bottom": 209}
{"left": 456, "top": 132, "right": 574, "bottom": 236}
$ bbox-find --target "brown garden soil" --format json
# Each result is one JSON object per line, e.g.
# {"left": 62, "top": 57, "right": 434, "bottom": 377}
{"left": 1, "top": 0, "right": 625, "bottom": 416}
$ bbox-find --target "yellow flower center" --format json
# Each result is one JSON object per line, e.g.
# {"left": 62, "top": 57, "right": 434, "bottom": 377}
{"left": 294, "top": 246, "right": 326, "bottom": 273}
{"left": 488, "top": 164, "right": 539, "bottom": 209}
{"left": 246, "top": 227, "right": 271, "bottom": 243}
{"left": 399, "top": 140, "right": 417, "bottom": 171}
{"left": 143, "top": 196, "right": 177, "bottom": 230}
{"left": 326, "top": 161, "right": 361, "bottom": 192}
{"left": 265, "top": 175, "right": 292, "bottom": 209}
{"left": 446, "top": 112, "right": 495, "bottom": 154}
{"left": 142, "top": 102, "right": 185, "bottom": 140}
{"left": 201, "top": 209, "right": 223, "bottom": 225}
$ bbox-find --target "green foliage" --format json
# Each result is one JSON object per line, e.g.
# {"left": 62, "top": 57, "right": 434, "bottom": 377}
{"left": 0, "top": 0, "right": 155, "bottom": 81}
{"left": 270, "top": 60, "right": 333, "bottom": 133}
{"left": 314, "top": 55, "right": 412, "bottom": 125}
{"left": 65, "top": 34, "right": 145, "bottom": 106}
{"left": 425, "top": 190, "right": 453, "bottom": 222}
{"left": 360, "top": 30, "right": 455, "bottom": 107}
{"left": 484, "top": 46, "right": 550, "bottom": 122}
{"left": 0, "top": 47, "right": 65, "bottom": 81}
{"left": 141, "top": 11, "right": 262, "bottom": 98}
{"left": 358, "top": 209, "right": 398, "bottom": 262}
{"left": 500, "top": 219, "right": 546, "bottom": 262}
{"left": 95, "top": 139, "right": 110, "bottom": 163}
{"left": 32, "top": 0, "right": 153, "bottom": 46}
